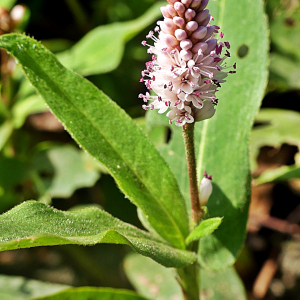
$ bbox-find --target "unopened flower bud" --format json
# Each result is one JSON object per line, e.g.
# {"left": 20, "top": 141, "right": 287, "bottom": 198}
{"left": 199, "top": 171, "right": 212, "bottom": 206}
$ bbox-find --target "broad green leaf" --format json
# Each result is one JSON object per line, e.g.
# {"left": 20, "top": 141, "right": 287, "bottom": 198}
{"left": 0, "top": 274, "right": 69, "bottom": 300}
{"left": 0, "top": 33, "right": 189, "bottom": 249}
{"left": 57, "top": 2, "right": 164, "bottom": 76}
{"left": 12, "top": 94, "right": 47, "bottom": 128}
{"left": 0, "top": 201, "right": 196, "bottom": 268}
{"left": 269, "top": 53, "right": 300, "bottom": 90}
{"left": 31, "top": 145, "right": 100, "bottom": 198}
{"left": 255, "top": 165, "right": 300, "bottom": 185}
{"left": 146, "top": 0, "right": 268, "bottom": 270}
{"left": 124, "top": 253, "right": 247, "bottom": 300}
{"left": 0, "top": 0, "right": 17, "bottom": 9}
{"left": 186, "top": 218, "right": 223, "bottom": 245}
{"left": 196, "top": 0, "right": 268, "bottom": 270}
{"left": 250, "top": 108, "right": 300, "bottom": 169}
{"left": 29, "top": 287, "right": 148, "bottom": 300}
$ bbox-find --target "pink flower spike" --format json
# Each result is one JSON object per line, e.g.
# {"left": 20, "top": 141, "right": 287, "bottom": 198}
{"left": 139, "top": 0, "right": 235, "bottom": 124}
{"left": 146, "top": 31, "right": 154, "bottom": 39}
{"left": 224, "top": 41, "right": 231, "bottom": 49}
{"left": 225, "top": 50, "right": 231, "bottom": 57}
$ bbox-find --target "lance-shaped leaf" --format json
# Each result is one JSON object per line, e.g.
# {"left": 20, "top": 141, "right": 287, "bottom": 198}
{"left": 146, "top": 0, "right": 268, "bottom": 270}
{"left": 57, "top": 2, "right": 164, "bottom": 76}
{"left": 0, "top": 201, "right": 195, "bottom": 268}
{"left": 29, "top": 287, "right": 148, "bottom": 300}
{"left": 185, "top": 218, "right": 223, "bottom": 245}
{"left": 255, "top": 165, "right": 300, "bottom": 185}
{"left": 0, "top": 33, "right": 189, "bottom": 249}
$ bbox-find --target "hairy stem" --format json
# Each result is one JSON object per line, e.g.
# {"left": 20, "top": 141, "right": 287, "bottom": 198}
{"left": 183, "top": 122, "right": 202, "bottom": 227}
{"left": 177, "top": 241, "right": 200, "bottom": 300}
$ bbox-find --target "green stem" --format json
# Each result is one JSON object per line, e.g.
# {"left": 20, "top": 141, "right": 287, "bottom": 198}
{"left": 177, "top": 241, "right": 200, "bottom": 300}
{"left": 182, "top": 122, "right": 202, "bottom": 228}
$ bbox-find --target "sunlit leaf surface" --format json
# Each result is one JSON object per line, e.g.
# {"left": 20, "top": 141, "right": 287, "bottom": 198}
{"left": 0, "top": 201, "right": 196, "bottom": 268}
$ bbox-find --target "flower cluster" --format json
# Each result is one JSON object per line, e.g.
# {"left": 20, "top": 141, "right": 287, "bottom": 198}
{"left": 139, "top": 0, "right": 236, "bottom": 126}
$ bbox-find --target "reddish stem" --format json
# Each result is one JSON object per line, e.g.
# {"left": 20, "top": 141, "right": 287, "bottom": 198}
{"left": 183, "top": 122, "right": 202, "bottom": 226}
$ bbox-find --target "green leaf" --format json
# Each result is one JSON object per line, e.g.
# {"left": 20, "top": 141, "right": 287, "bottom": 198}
{"left": 0, "top": 201, "right": 196, "bottom": 268}
{"left": 196, "top": 0, "right": 268, "bottom": 270}
{"left": 255, "top": 165, "right": 300, "bottom": 185}
{"left": 0, "top": 0, "right": 17, "bottom": 9}
{"left": 146, "top": 0, "right": 269, "bottom": 270}
{"left": 269, "top": 53, "right": 300, "bottom": 90}
{"left": 200, "top": 267, "right": 247, "bottom": 300}
{"left": 186, "top": 218, "right": 223, "bottom": 245}
{"left": 124, "top": 253, "right": 182, "bottom": 300}
{"left": 57, "top": 2, "right": 164, "bottom": 76}
{"left": 28, "top": 287, "right": 148, "bottom": 300}
{"left": 0, "top": 33, "right": 189, "bottom": 249}
{"left": 31, "top": 145, "right": 100, "bottom": 198}
{"left": 124, "top": 253, "right": 247, "bottom": 300}
{"left": 12, "top": 2, "right": 163, "bottom": 119}
{"left": 250, "top": 108, "right": 300, "bottom": 169}
{"left": 0, "top": 274, "right": 69, "bottom": 300}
